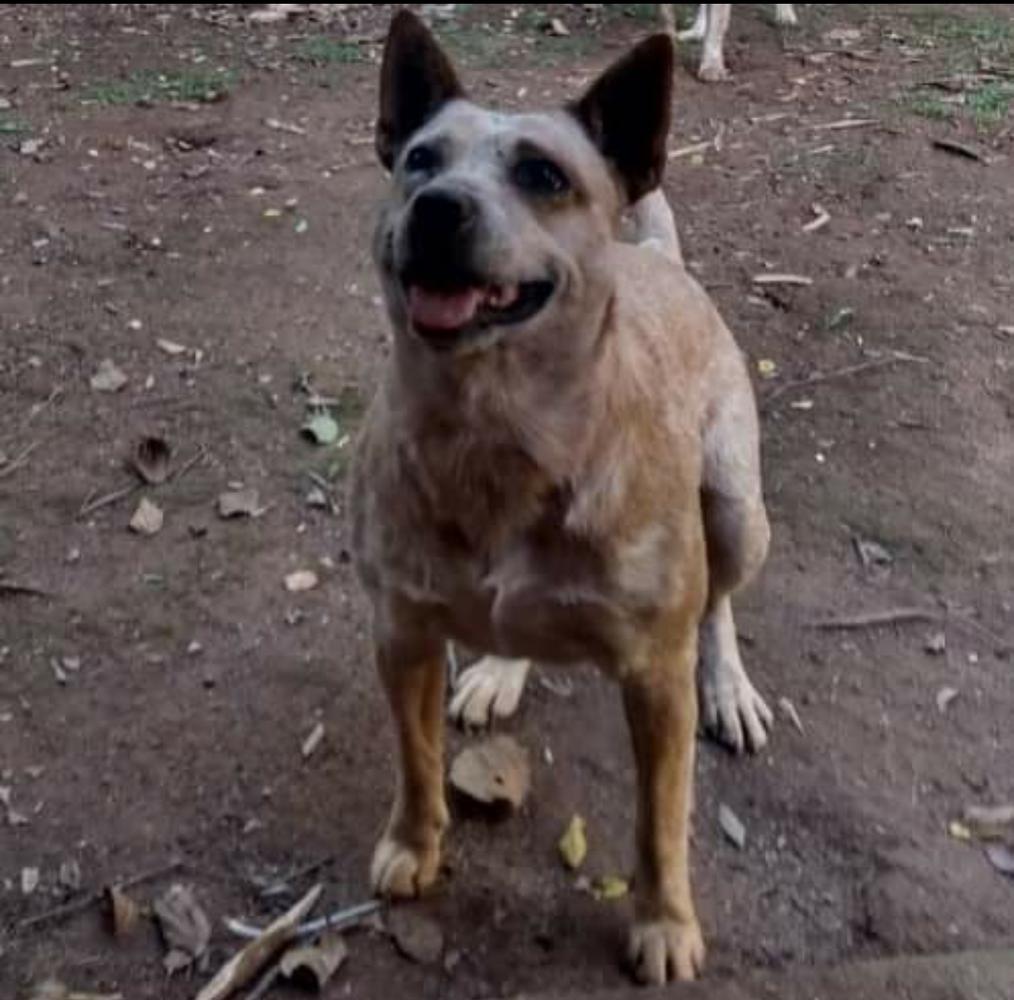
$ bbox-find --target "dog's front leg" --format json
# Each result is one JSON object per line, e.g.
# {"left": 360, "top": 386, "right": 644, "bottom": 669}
{"left": 624, "top": 622, "right": 705, "bottom": 985}
{"left": 371, "top": 613, "right": 450, "bottom": 900}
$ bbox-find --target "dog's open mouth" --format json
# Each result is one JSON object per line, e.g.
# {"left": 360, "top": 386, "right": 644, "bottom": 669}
{"left": 406, "top": 280, "right": 555, "bottom": 346}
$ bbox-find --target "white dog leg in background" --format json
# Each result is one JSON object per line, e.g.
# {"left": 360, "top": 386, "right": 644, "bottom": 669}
{"left": 677, "top": 4, "right": 709, "bottom": 42}
{"left": 775, "top": 4, "right": 799, "bottom": 26}
{"left": 699, "top": 4, "right": 732, "bottom": 82}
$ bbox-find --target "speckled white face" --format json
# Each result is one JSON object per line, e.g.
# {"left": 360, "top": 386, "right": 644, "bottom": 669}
{"left": 375, "top": 99, "right": 622, "bottom": 353}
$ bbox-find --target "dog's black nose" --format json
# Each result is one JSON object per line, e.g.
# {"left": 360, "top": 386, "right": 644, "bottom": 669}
{"left": 410, "top": 188, "right": 478, "bottom": 237}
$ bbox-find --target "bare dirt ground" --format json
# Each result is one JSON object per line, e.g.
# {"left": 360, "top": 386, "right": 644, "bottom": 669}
{"left": 1, "top": 4, "right": 1012, "bottom": 999}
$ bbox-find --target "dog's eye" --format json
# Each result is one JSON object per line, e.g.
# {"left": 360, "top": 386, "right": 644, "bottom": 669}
{"left": 405, "top": 145, "right": 441, "bottom": 175}
{"left": 513, "top": 157, "right": 571, "bottom": 197}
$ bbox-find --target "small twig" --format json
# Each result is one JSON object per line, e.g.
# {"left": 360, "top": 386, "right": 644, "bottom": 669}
{"left": 809, "top": 609, "right": 1009, "bottom": 650}
{"left": 258, "top": 855, "right": 335, "bottom": 899}
{"left": 26, "top": 386, "right": 64, "bottom": 425}
{"left": 763, "top": 351, "right": 930, "bottom": 408}
{"left": 14, "top": 859, "right": 184, "bottom": 936}
{"left": 226, "top": 900, "right": 383, "bottom": 943}
{"left": 809, "top": 117, "right": 880, "bottom": 131}
{"left": 802, "top": 205, "right": 831, "bottom": 233}
{"left": 0, "top": 442, "right": 41, "bottom": 480}
{"left": 932, "top": 138, "right": 988, "bottom": 163}
{"left": 810, "top": 608, "right": 937, "bottom": 631}
{"left": 171, "top": 445, "right": 209, "bottom": 484}
{"left": 78, "top": 483, "right": 140, "bottom": 520}
{"left": 244, "top": 961, "right": 282, "bottom": 1000}
{"left": 754, "top": 273, "right": 814, "bottom": 287}
{"left": 0, "top": 579, "right": 52, "bottom": 599}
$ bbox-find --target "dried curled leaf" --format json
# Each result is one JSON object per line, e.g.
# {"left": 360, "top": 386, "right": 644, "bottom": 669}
{"left": 154, "top": 885, "right": 212, "bottom": 975}
{"left": 279, "top": 934, "right": 348, "bottom": 990}
{"left": 389, "top": 909, "right": 444, "bottom": 966}
{"left": 963, "top": 806, "right": 1014, "bottom": 842}
{"left": 450, "top": 736, "right": 530, "bottom": 810}
{"left": 105, "top": 886, "right": 141, "bottom": 940}
{"left": 595, "top": 876, "right": 630, "bottom": 902}
{"left": 218, "top": 489, "right": 261, "bottom": 520}
{"left": 132, "top": 437, "right": 172, "bottom": 486}
{"left": 559, "top": 815, "right": 588, "bottom": 872}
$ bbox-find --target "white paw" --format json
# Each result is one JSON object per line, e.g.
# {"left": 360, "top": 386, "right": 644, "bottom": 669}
{"left": 698, "top": 59, "right": 730, "bottom": 82}
{"left": 449, "top": 657, "right": 531, "bottom": 729}
{"left": 700, "top": 669, "right": 773, "bottom": 755}
{"left": 371, "top": 834, "right": 440, "bottom": 899}
{"left": 629, "top": 918, "right": 705, "bottom": 985}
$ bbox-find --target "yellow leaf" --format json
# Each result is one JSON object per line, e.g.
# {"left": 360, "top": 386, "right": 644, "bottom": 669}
{"left": 757, "top": 359, "right": 778, "bottom": 379}
{"left": 559, "top": 815, "right": 588, "bottom": 871}
{"left": 949, "top": 821, "right": 972, "bottom": 842}
{"left": 595, "top": 876, "right": 629, "bottom": 902}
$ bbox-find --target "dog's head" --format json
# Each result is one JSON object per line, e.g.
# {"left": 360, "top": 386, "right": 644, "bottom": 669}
{"left": 374, "top": 11, "right": 674, "bottom": 355}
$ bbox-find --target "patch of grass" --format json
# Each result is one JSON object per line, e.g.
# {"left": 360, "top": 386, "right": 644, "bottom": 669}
{"left": 0, "top": 118, "right": 28, "bottom": 136}
{"left": 84, "top": 67, "right": 235, "bottom": 106}
{"left": 913, "top": 11, "right": 1013, "bottom": 51}
{"left": 296, "top": 36, "right": 367, "bottom": 65}
{"left": 967, "top": 82, "right": 1014, "bottom": 126}
{"left": 906, "top": 93, "right": 957, "bottom": 122}
{"left": 438, "top": 25, "right": 513, "bottom": 65}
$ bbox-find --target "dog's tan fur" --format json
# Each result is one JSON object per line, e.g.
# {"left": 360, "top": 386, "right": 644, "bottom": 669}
{"left": 351, "top": 12, "right": 771, "bottom": 985}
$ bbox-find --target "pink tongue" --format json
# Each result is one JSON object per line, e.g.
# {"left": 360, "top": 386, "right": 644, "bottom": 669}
{"left": 408, "top": 287, "right": 484, "bottom": 331}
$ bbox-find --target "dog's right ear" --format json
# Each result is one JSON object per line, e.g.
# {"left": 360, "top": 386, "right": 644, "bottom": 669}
{"left": 376, "top": 11, "right": 465, "bottom": 171}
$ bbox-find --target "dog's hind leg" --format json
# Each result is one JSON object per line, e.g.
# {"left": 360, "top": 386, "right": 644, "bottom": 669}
{"left": 449, "top": 655, "right": 532, "bottom": 729}
{"left": 698, "top": 366, "right": 773, "bottom": 754}
{"left": 371, "top": 610, "right": 450, "bottom": 898}
{"left": 677, "top": 4, "right": 708, "bottom": 41}
{"left": 775, "top": 4, "right": 798, "bottom": 26}
{"left": 628, "top": 189, "right": 683, "bottom": 268}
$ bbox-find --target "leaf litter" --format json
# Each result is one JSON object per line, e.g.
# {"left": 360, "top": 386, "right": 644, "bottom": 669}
{"left": 450, "top": 736, "right": 531, "bottom": 810}
{"left": 154, "top": 884, "right": 212, "bottom": 975}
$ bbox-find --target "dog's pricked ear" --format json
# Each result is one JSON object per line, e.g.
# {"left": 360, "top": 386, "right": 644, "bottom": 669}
{"left": 377, "top": 10, "right": 465, "bottom": 171}
{"left": 569, "top": 34, "right": 674, "bottom": 204}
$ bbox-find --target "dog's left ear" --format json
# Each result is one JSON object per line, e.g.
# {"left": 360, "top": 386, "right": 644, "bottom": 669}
{"left": 569, "top": 34, "right": 674, "bottom": 204}
{"left": 376, "top": 10, "right": 466, "bottom": 171}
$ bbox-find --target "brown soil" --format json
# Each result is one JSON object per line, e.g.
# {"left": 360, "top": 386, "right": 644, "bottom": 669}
{"left": 2, "top": 4, "right": 1012, "bottom": 999}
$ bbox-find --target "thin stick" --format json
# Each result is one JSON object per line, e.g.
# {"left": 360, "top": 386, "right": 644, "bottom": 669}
{"left": 0, "top": 442, "right": 40, "bottom": 480}
{"left": 763, "top": 352, "right": 930, "bottom": 407}
{"left": 809, "top": 609, "right": 1009, "bottom": 650}
{"left": 258, "top": 855, "right": 335, "bottom": 899}
{"left": 810, "top": 117, "right": 880, "bottom": 131}
{"left": 78, "top": 483, "right": 140, "bottom": 519}
{"left": 809, "top": 608, "right": 937, "bottom": 631}
{"left": 170, "top": 445, "right": 208, "bottom": 484}
{"left": 14, "top": 859, "right": 184, "bottom": 936}
{"left": 227, "top": 900, "right": 383, "bottom": 943}
{"left": 0, "top": 580, "right": 51, "bottom": 599}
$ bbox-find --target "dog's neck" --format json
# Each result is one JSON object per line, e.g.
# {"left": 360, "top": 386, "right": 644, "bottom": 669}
{"left": 389, "top": 288, "right": 615, "bottom": 483}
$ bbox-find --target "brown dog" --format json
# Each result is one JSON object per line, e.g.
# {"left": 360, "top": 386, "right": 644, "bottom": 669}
{"left": 351, "top": 11, "right": 772, "bottom": 985}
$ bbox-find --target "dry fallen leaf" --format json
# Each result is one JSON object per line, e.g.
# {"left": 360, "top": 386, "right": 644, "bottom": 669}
{"left": 301, "top": 722, "right": 326, "bottom": 761}
{"left": 986, "top": 845, "right": 1014, "bottom": 879}
{"left": 0, "top": 785, "right": 29, "bottom": 827}
{"left": 450, "top": 736, "right": 531, "bottom": 810}
{"left": 595, "top": 876, "right": 630, "bottom": 902}
{"left": 936, "top": 687, "right": 960, "bottom": 714}
{"left": 925, "top": 633, "right": 948, "bottom": 656}
{"left": 389, "top": 909, "right": 445, "bottom": 966}
{"left": 196, "top": 885, "right": 322, "bottom": 1000}
{"left": 132, "top": 437, "right": 172, "bottom": 486}
{"left": 106, "top": 886, "right": 142, "bottom": 939}
{"left": 156, "top": 338, "right": 189, "bottom": 357}
{"left": 285, "top": 570, "right": 319, "bottom": 594}
{"left": 719, "top": 805, "right": 748, "bottom": 850}
{"left": 90, "top": 359, "right": 129, "bottom": 394}
{"left": 546, "top": 17, "right": 570, "bottom": 36}
{"left": 59, "top": 860, "right": 82, "bottom": 893}
{"left": 279, "top": 934, "right": 348, "bottom": 990}
{"left": 559, "top": 815, "right": 588, "bottom": 871}
{"left": 31, "top": 983, "right": 123, "bottom": 1000}
{"left": 130, "top": 498, "right": 165, "bottom": 537}
{"left": 218, "top": 489, "right": 261, "bottom": 520}
{"left": 22, "top": 867, "right": 41, "bottom": 896}
{"left": 154, "top": 885, "right": 212, "bottom": 975}
{"left": 757, "top": 359, "right": 778, "bottom": 380}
